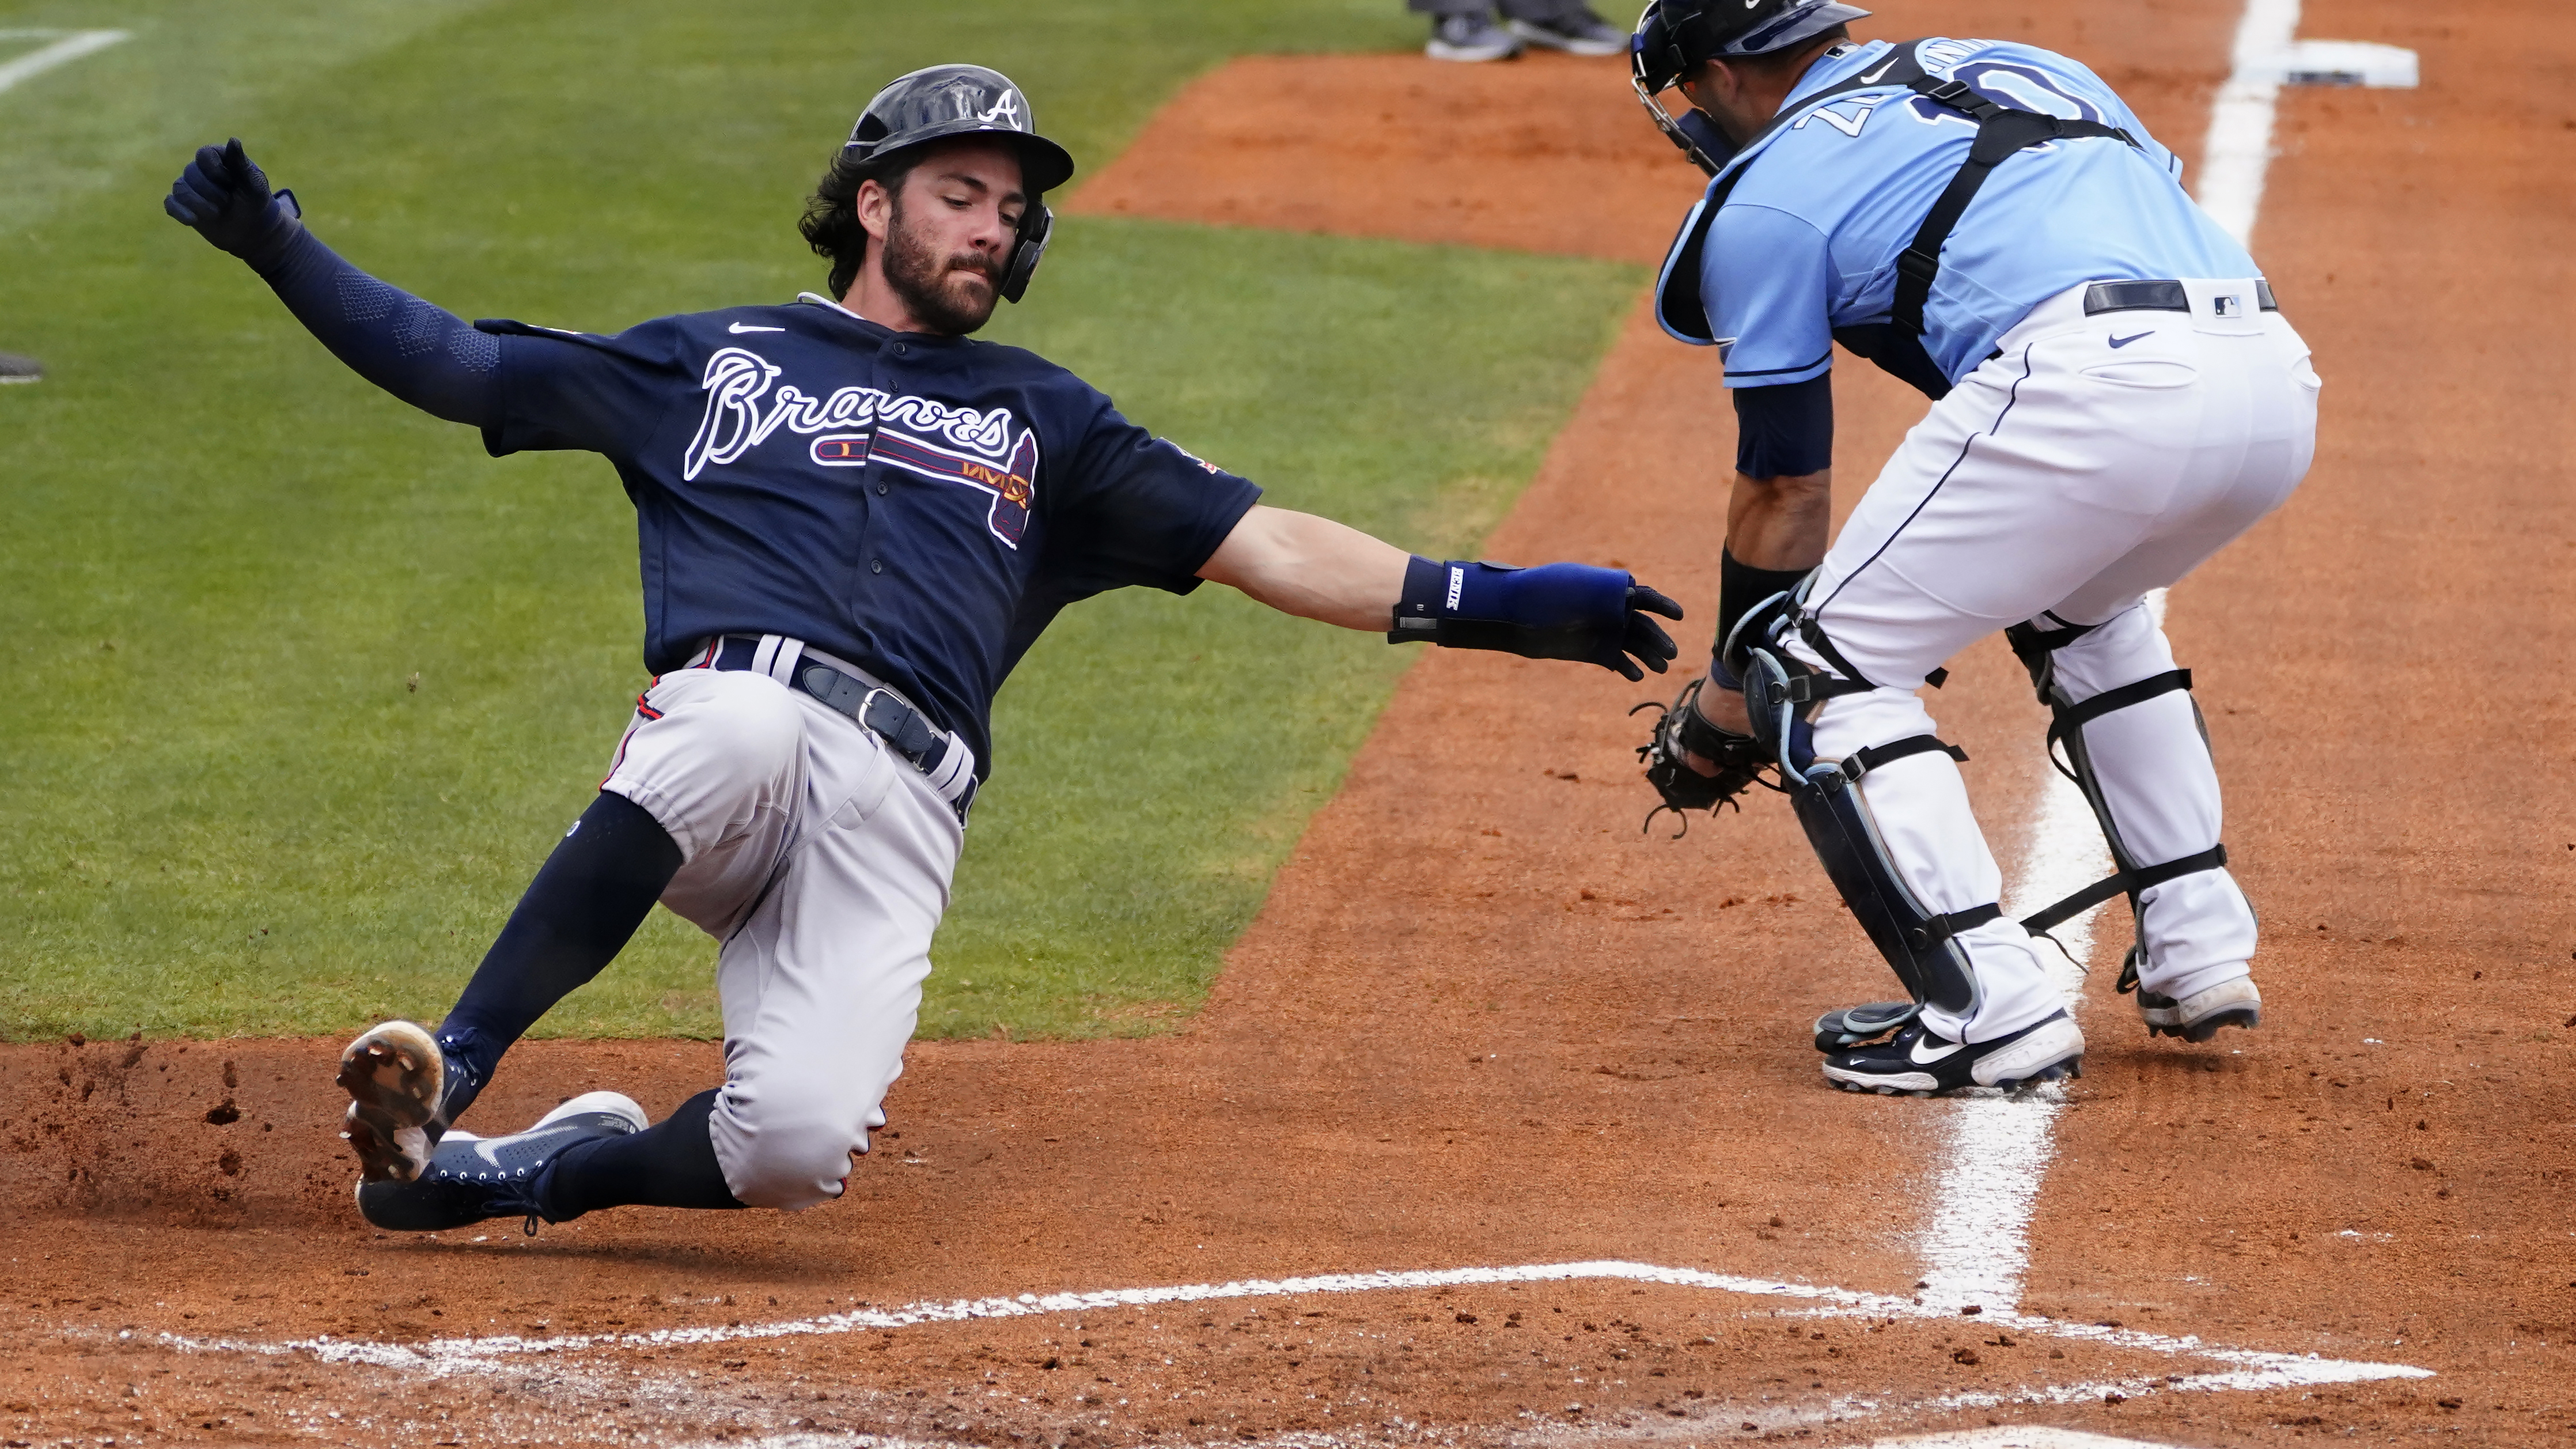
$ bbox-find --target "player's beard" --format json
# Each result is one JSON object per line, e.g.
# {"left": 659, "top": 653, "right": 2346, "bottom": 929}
{"left": 880, "top": 196, "right": 1001, "bottom": 336}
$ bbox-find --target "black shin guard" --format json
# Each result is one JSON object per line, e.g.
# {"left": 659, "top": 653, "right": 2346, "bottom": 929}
{"left": 1737, "top": 586, "right": 1993, "bottom": 1020}
{"left": 2005, "top": 620, "right": 2232, "bottom": 981}
{"left": 540, "top": 1089, "right": 744, "bottom": 1220}
{"left": 1788, "top": 770, "right": 1985, "bottom": 1017}
{"left": 437, "top": 791, "right": 684, "bottom": 1113}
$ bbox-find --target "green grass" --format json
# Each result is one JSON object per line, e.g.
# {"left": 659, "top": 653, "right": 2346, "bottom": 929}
{"left": 0, "top": 1, "right": 1642, "bottom": 1041}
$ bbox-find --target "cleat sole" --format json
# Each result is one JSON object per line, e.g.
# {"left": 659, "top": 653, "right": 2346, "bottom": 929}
{"left": 2180, "top": 1007, "right": 2260, "bottom": 1043}
{"left": 338, "top": 1021, "right": 445, "bottom": 1184}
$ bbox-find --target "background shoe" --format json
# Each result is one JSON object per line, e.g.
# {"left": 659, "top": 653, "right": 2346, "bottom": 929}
{"left": 2136, "top": 974, "right": 2261, "bottom": 1041}
{"left": 1507, "top": 9, "right": 1629, "bottom": 57}
{"left": 354, "top": 1090, "right": 645, "bottom": 1234}
{"left": 1427, "top": 15, "right": 1522, "bottom": 62}
{"left": 1822, "top": 1012, "right": 2085, "bottom": 1096}
{"left": 0, "top": 352, "right": 43, "bottom": 384}
{"left": 338, "top": 1020, "right": 483, "bottom": 1183}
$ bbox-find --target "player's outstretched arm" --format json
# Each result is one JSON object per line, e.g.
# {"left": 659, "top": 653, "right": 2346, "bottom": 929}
{"left": 1195, "top": 504, "right": 1682, "bottom": 681}
{"left": 163, "top": 140, "right": 500, "bottom": 427}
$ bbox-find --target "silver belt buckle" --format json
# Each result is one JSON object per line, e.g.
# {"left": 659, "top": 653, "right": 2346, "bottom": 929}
{"left": 855, "top": 684, "right": 892, "bottom": 736}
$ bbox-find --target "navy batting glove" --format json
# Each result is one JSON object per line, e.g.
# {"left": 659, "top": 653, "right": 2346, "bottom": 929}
{"left": 164, "top": 138, "right": 301, "bottom": 266}
{"left": 1389, "top": 558, "right": 1683, "bottom": 682}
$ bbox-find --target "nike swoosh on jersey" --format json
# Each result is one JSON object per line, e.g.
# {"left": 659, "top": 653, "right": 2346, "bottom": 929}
{"left": 1859, "top": 59, "right": 1899, "bottom": 83}
{"left": 1908, "top": 1036, "right": 1969, "bottom": 1064}
{"left": 728, "top": 323, "right": 787, "bottom": 334}
{"left": 2107, "top": 331, "right": 2154, "bottom": 349}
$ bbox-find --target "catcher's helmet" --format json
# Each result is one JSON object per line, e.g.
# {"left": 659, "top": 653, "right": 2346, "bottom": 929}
{"left": 842, "top": 65, "right": 1075, "bottom": 303}
{"left": 1630, "top": 0, "right": 1873, "bottom": 176}
{"left": 1632, "top": 0, "right": 1874, "bottom": 91}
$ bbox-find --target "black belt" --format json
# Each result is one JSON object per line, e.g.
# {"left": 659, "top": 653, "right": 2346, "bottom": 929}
{"left": 706, "top": 636, "right": 978, "bottom": 820}
{"left": 2083, "top": 279, "right": 2279, "bottom": 316}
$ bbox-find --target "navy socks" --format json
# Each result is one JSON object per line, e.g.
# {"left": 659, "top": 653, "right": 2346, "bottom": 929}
{"left": 435, "top": 790, "right": 683, "bottom": 1115}
{"left": 436, "top": 791, "right": 745, "bottom": 1216}
{"left": 541, "top": 1089, "right": 745, "bottom": 1217}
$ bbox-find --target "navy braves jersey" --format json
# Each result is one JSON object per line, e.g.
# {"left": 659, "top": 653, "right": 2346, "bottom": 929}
{"left": 474, "top": 293, "right": 1262, "bottom": 780}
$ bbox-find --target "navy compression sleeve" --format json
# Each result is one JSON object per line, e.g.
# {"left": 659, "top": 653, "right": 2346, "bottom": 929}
{"left": 248, "top": 225, "right": 502, "bottom": 427}
{"left": 1731, "top": 373, "right": 1833, "bottom": 480}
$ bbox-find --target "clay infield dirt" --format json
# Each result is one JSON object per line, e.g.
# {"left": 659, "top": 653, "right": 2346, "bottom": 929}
{"left": 6, "top": 2, "right": 2574, "bottom": 1446}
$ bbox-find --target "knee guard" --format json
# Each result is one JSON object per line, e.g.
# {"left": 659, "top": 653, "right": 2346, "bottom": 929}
{"left": 2005, "top": 616, "right": 2230, "bottom": 991}
{"left": 1734, "top": 584, "right": 1988, "bottom": 1019}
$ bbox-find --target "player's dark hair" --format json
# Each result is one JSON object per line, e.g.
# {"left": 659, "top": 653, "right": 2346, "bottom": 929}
{"left": 800, "top": 151, "right": 920, "bottom": 300}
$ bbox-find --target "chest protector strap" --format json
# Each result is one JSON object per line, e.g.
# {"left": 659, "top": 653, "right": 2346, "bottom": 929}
{"left": 1654, "top": 41, "right": 2142, "bottom": 399}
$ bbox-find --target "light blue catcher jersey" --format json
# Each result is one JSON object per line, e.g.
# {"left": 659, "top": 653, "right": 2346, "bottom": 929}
{"left": 1665, "top": 37, "right": 2259, "bottom": 389}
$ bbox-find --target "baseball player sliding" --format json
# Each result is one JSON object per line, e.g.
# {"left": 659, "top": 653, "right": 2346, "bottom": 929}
{"left": 164, "top": 66, "right": 1682, "bottom": 1232}
{"left": 1627, "top": 2, "right": 2319, "bottom": 1094}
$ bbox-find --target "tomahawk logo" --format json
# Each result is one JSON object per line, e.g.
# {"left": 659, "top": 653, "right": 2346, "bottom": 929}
{"left": 874, "top": 427, "right": 1043, "bottom": 548}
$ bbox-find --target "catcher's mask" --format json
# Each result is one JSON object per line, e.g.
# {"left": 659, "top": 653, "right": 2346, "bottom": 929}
{"left": 843, "top": 64, "right": 1077, "bottom": 304}
{"left": 1630, "top": 0, "right": 1874, "bottom": 175}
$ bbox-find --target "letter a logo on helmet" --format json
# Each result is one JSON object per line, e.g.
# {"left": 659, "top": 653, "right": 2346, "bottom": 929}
{"left": 976, "top": 90, "right": 1024, "bottom": 127}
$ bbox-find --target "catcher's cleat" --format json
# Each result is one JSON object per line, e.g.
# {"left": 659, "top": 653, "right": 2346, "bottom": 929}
{"left": 1822, "top": 1011, "right": 2084, "bottom": 1097}
{"left": 1813, "top": 1000, "right": 1920, "bottom": 1053}
{"left": 354, "top": 1091, "right": 644, "bottom": 1235}
{"left": 2133, "top": 970, "right": 2261, "bottom": 1042}
{"left": 338, "top": 1020, "right": 481, "bottom": 1184}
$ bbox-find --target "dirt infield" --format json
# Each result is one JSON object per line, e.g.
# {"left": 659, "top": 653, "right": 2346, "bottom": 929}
{"left": 8, "top": 2, "right": 2575, "bottom": 1446}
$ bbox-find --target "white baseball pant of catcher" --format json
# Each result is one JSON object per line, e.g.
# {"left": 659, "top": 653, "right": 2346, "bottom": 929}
{"left": 601, "top": 641, "right": 965, "bottom": 1209}
{"left": 1791, "top": 277, "right": 2320, "bottom": 1045}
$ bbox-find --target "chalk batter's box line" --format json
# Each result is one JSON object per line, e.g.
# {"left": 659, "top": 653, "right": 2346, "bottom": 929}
{"left": 156, "top": 1258, "right": 2430, "bottom": 1398}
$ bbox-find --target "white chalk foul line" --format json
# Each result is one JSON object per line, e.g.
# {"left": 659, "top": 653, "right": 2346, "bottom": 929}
{"left": 0, "top": 28, "right": 129, "bottom": 96}
{"left": 1914, "top": 0, "right": 2411, "bottom": 1323}
{"left": 154, "top": 1257, "right": 2428, "bottom": 1401}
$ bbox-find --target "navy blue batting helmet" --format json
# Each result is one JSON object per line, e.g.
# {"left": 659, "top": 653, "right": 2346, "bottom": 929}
{"left": 843, "top": 64, "right": 1075, "bottom": 194}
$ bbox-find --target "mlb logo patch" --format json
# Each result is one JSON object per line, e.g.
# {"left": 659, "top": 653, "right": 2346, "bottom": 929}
{"left": 2211, "top": 294, "right": 2246, "bottom": 318}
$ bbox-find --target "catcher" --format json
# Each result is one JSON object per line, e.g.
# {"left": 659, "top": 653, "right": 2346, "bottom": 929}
{"left": 1630, "top": 1, "right": 2317, "bottom": 1094}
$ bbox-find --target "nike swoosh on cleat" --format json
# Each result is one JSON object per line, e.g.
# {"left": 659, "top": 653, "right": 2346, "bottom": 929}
{"left": 728, "top": 323, "right": 786, "bottom": 334}
{"left": 1907, "top": 1037, "right": 1969, "bottom": 1064}
{"left": 2108, "top": 331, "right": 2153, "bottom": 349}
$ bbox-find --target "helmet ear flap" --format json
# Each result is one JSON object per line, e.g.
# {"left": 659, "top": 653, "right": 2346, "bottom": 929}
{"left": 999, "top": 200, "right": 1052, "bottom": 304}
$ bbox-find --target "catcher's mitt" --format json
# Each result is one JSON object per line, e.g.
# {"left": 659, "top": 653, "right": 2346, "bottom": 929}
{"left": 1632, "top": 675, "right": 1779, "bottom": 837}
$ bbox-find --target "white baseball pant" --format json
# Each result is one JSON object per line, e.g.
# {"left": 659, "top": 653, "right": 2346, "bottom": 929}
{"left": 601, "top": 645, "right": 964, "bottom": 1209}
{"left": 1792, "top": 277, "right": 2319, "bottom": 1043}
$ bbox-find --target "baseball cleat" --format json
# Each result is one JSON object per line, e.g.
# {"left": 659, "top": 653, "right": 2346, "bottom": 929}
{"left": 2136, "top": 974, "right": 2261, "bottom": 1042}
{"left": 1507, "top": 9, "right": 1628, "bottom": 56}
{"left": 338, "top": 1020, "right": 479, "bottom": 1183}
{"left": 1426, "top": 15, "right": 1522, "bottom": 62}
{"left": 1813, "top": 999, "right": 1920, "bottom": 1053}
{"left": 0, "top": 351, "right": 44, "bottom": 384}
{"left": 1822, "top": 1011, "right": 2085, "bottom": 1096}
{"left": 354, "top": 1091, "right": 644, "bottom": 1234}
